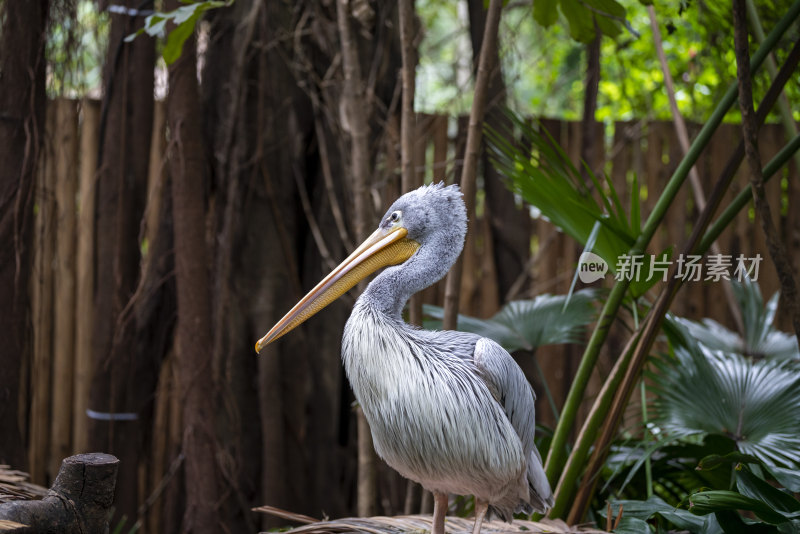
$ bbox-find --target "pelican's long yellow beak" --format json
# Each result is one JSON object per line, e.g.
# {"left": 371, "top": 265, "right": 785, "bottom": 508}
{"left": 255, "top": 226, "right": 420, "bottom": 353}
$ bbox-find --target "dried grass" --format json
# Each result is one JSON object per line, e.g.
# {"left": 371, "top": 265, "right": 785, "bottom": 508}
{"left": 0, "top": 465, "right": 47, "bottom": 504}
{"left": 254, "top": 506, "right": 610, "bottom": 534}
{"left": 0, "top": 519, "right": 29, "bottom": 530}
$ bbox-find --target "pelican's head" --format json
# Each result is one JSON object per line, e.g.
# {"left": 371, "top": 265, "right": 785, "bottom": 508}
{"left": 255, "top": 182, "right": 466, "bottom": 352}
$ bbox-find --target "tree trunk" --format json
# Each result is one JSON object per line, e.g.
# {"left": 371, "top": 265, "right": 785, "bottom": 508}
{"left": 467, "top": 0, "right": 528, "bottom": 305}
{"left": 444, "top": 0, "right": 504, "bottom": 328}
{"left": 202, "top": 0, "right": 403, "bottom": 525}
{"left": 337, "top": 0, "right": 379, "bottom": 517}
{"left": 0, "top": 0, "right": 49, "bottom": 470}
{"left": 88, "top": 0, "right": 155, "bottom": 522}
{"left": 580, "top": 28, "right": 601, "bottom": 182}
{"left": 166, "top": 8, "right": 222, "bottom": 531}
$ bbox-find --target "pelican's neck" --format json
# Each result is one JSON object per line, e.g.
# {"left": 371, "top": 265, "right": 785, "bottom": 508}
{"left": 359, "top": 238, "right": 461, "bottom": 319}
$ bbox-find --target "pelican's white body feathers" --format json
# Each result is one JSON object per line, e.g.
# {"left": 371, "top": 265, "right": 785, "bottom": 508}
{"left": 340, "top": 183, "right": 554, "bottom": 520}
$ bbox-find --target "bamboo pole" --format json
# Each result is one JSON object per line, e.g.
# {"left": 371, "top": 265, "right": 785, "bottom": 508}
{"left": 50, "top": 99, "right": 79, "bottom": 475}
{"left": 745, "top": 0, "right": 800, "bottom": 174}
{"left": 443, "top": 0, "right": 504, "bottom": 330}
{"left": 73, "top": 99, "right": 100, "bottom": 454}
{"left": 28, "top": 104, "right": 56, "bottom": 485}
{"left": 336, "top": 0, "right": 377, "bottom": 516}
{"left": 399, "top": 0, "right": 424, "bottom": 331}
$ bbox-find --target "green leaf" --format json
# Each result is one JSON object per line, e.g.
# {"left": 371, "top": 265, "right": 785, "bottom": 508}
{"left": 173, "top": 4, "right": 200, "bottom": 25}
{"left": 559, "top": 0, "right": 595, "bottom": 42}
{"left": 611, "top": 516, "right": 653, "bottom": 533}
{"left": 778, "top": 520, "right": 800, "bottom": 533}
{"left": 163, "top": 11, "right": 200, "bottom": 65}
{"left": 124, "top": 28, "right": 144, "bottom": 42}
{"left": 769, "top": 465, "right": 800, "bottom": 492}
{"left": 737, "top": 468, "right": 800, "bottom": 516}
{"left": 586, "top": 0, "right": 625, "bottom": 18}
{"left": 606, "top": 496, "right": 719, "bottom": 533}
{"left": 422, "top": 289, "right": 598, "bottom": 353}
{"left": 697, "top": 452, "right": 763, "bottom": 472}
{"left": 654, "top": 318, "right": 800, "bottom": 469}
{"left": 713, "top": 509, "right": 777, "bottom": 534}
{"left": 487, "top": 115, "right": 639, "bottom": 283}
{"left": 533, "top": 0, "right": 559, "bottom": 28}
{"left": 688, "top": 490, "right": 789, "bottom": 524}
{"left": 144, "top": 15, "right": 167, "bottom": 37}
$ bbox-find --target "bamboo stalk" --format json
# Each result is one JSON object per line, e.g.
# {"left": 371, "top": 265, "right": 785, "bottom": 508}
{"left": 336, "top": 0, "right": 377, "bottom": 517}
{"left": 399, "top": 0, "right": 424, "bottom": 329}
{"left": 50, "top": 99, "right": 79, "bottom": 475}
{"left": 745, "top": 0, "right": 800, "bottom": 174}
{"left": 73, "top": 99, "right": 100, "bottom": 454}
{"left": 443, "top": 0, "right": 504, "bottom": 330}
{"left": 701, "top": 133, "right": 800, "bottom": 253}
{"left": 28, "top": 104, "right": 56, "bottom": 485}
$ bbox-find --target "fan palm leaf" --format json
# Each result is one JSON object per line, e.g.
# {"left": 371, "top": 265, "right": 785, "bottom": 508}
{"left": 652, "top": 318, "right": 800, "bottom": 469}
{"left": 422, "top": 289, "right": 598, "bottom": 353}
{"left": 673, "top": 278, "right": 798, "bottom": 360}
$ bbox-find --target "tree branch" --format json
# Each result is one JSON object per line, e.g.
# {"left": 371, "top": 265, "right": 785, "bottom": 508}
{"left": 732, "top": 0, "right": 800, "bottom": 344}
{"left": 443, "top": 0, "right": 504, "bottom": 330}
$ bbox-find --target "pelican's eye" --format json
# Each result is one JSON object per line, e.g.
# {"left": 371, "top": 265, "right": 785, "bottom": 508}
{"left": 388, "top": 210, "right": 402, "bottom": 225}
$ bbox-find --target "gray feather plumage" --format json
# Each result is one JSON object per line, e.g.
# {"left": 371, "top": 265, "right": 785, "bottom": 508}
{"left": 341, "top": 183, "right": 554, "bottom": 520}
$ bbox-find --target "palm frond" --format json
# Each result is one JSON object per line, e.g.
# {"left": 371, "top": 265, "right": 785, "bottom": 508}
{"left": 423, "top": 289, "right": 598, "bottom": 353}
{"left": 652, "top": 318, "right": 800, "bottom": 469}
{"left": 671, "top": 278, "right": 798, "bottom": 360}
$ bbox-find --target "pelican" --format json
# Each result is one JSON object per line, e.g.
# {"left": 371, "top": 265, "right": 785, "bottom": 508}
{"left": 256, "top": 183, "right": 553, "bottom": 534}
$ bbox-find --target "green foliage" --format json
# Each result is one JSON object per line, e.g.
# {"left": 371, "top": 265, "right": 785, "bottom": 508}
{"left": 535, "top": 0, "right": 627, "bottom": 42}
{"left": 415, "top": 0, "right": 800, "bottom": 122}
{"left": 652, "top": 315, "right": 800, "bottom": 469}
{"left": 125, "top": 0, "right": 233, "bottom": 64}
{"left": 684, "top": 458, "right": 800, "bottom": 532}
{"left": 602, "top": 495, "right": 722, "bottom": 533}
{"left": 487, "top": 113, "right": 668, "bottom": 298}
{"left": 673, "top": 278, "right": 799, "bottom": 360}
{"left": 596, "top": 280, "right": 800, "bottom": 533}
{"left": 46, "top": 0, "right": 109, "bottom": 96}
{"left": 422, "top": 289, "right": 598, "bottom": 352}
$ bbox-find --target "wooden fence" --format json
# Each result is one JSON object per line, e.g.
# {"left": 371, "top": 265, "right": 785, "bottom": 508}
{"left": 25, "top": 98, "right": 799, "bottom": 500}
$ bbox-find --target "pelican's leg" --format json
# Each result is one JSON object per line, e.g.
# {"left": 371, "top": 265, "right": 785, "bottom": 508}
{"left": 431, "top": 491, "right": 448, "bottom": 534}
{"left": 471, "top": 499, "right": 489, "bottom": 534}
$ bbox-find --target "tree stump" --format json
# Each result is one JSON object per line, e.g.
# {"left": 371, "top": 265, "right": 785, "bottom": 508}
{"left": 0, "top": 453, "right": 119, "bottom": 533}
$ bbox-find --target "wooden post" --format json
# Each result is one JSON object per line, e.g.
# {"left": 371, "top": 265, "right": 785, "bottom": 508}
{"left": 73, "top": 99, "right": 100, "bottom": 454}
{"left": 50, "top": 99, "right": 79, "bottom": 477}
{"left": 28, "top": 105, "right": 56, "bottom": 485}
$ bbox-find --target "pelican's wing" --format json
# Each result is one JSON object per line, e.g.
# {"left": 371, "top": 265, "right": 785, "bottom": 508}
{"left": 474, "top": 337, "right": 554, "bottom": 512}
{"left": 473, "top": 337, "right": 537, "bottom": 453}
